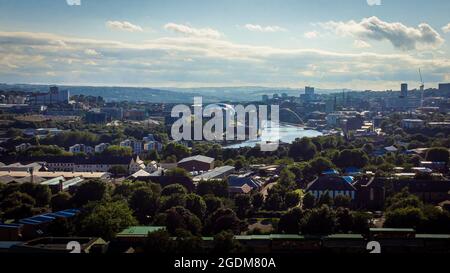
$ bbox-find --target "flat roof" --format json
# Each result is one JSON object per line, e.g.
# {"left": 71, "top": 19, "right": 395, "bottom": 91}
{"left": 415, "top": 234, "right": 450, "bottom": 239}
{"left": 0, "top": 171, "right": 108, "bottom": 179}
{"left": 324, "top": 234, "right": 364, "bottom": 239}
{"left": 116, "top": 226, "right": 166, "bottom": 237}
{"left": 370, "top": 228, "right": 415, "bottom": 232}
{"left": 179, "top": 155, "right": 214, "bottom": 164}
{"left": 194, "top": 166, "right": 235, "bottom": 181}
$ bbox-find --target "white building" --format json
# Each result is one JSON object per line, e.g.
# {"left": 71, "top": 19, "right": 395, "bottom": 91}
{"left": 326, "top": 113, "right": 345, "bottom": 127}
{"left": 120, "top": 139, "right": 144, "bottom": 155}
{"left": 144, "top": 141, "right": 163, "bottom": 152}
{"left": 69, "top": 144, "right": 94, "bottom": 154}
{"left": 94, "top": 143, "right": 110, "bottom": 153}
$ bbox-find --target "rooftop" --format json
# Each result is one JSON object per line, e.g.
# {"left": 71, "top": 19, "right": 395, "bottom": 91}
{"left": 194, "top": 165, "right": 235, "bottom": 181}
{"left": 0, "top": 171, "right": 109, "bottom": 179}
{"left": 116, "top": 226, "right": 166, "bottom": 237}
{"left": 178, "top": 155, "right": 215, "bottom": 164}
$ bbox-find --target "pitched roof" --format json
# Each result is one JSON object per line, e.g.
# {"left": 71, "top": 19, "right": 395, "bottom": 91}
{"left": 229, "top": 184, "right": 252, "bottom": 194}
{"left": 194, "top": 165, "right": 235, "bottom": 181}
{"left": 306, "top": 176, "right": 356, "bottom": 191}
{"left": 178, "top": 155, "right": 214, "bottom": 164}
{"left": 0, "top": 171, "right": 108, "bottom": 179}
{"left": 130, "top": 169, "right": 151, "bottom": 178}
{"left": 228, "top": 175, "right": 260, "bottom": 189}
{"left": 2, "top": 156, "right": 134, "bottom": 165}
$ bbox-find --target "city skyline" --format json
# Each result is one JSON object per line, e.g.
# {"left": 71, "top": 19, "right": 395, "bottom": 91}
{"left": 0, "top": 0, "right": 449, "bottom": 90}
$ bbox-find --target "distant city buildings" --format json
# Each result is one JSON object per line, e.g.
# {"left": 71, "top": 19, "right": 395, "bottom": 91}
{"left": 438, "top": 83, "right": 450, "bottom": 92}
{"left": 304, "top": 86, "right": 315, "bottom": 102}
{"left": 100, "top": 107, "right": 124, "bottom": 121}
{"left": 401, "top": 83, "right": 408, "bottom": 98}
{"left": 401, "top": 119, "right": 425, "bottom": 129}
{"left": 85, "top": 111, "right": 107, "bottom": 124}
{"left": 30, "top": 86, "right": 70, "bottom": 105}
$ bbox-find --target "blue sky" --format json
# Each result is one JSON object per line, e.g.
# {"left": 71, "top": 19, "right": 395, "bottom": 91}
{"left": 0, "top": 0, "right": 449, "bottom": 90}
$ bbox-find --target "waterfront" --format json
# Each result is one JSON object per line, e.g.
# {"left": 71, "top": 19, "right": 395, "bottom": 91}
{"left": 225, "top": 124, "right": 323, "bottom": 149}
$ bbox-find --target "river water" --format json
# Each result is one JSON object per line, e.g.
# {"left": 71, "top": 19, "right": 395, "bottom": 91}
{"left": 225, "top": 123, "right": 323, "bottom": 149}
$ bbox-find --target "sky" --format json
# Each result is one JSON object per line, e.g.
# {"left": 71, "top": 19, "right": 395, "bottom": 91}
{"left": 0, "top": 0, "right": 449, "bottom": 90}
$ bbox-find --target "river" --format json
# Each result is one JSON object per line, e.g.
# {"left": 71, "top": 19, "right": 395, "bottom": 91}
{"left": 224, "top": 123, "right": 323, "bottom": 149}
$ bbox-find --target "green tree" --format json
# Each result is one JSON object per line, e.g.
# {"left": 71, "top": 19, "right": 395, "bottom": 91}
{"left": 307, "top": 157, "right": 336, "bottom": 175}
{"left": 212, "top": 231, "right": 243, "bottom": 254}
{"left": 205, "top": 208, "right": 241, "bottom": 235}
{"left": 426, "top": 147, "right": 450, "bottom": 165}
{"left": 196, "top": 180, "right": 228, "bottom": 198}
{"left": 278, "top": 168, "right": 297, "bottom": 190}
{"left": 302, "top": 193, "right": 316, "bottom": 209}
{"left": 264, "top": 192, "right": 284, "bottom": 211}
{"left": 384, "top": 207, "right": 425, "bottom": 229}
{"left": 334, "top": 149, "right": 369, "bottom": 168}
{"left": 19, "top": 183, "right": 52, "bottom": 207}
{"left": 129, "top": 188, "right": 160, "bottom": 224}
{"left": 0, "top": 192, "right": 36, "bottom": 221}
{"left": 203, "top": 194, "right": 223, "bottom": 214}
{"left": 71, "top": 180, "right": 108, "bottom": 207}
{"left": 251, "top": 193, "right": 264, "bottom": 210}
{"left": 51, "top": 192, "right": 72, "bottom": 211}
{"left": 334, "top": 194, "right": 352, "bottom": 208}
{"left": 109, "top": 165, "right": 128, "bottom": 177}
{"left": 288, "top": 138, "right": 317, "bottom": 161}
{"left": 285, "top": 191, "right": 301, "bottom": 208}
{"left": 301, "top": 205, "right": 336, "bottom": 235}
{"left": 278, "top": 207, "right": 303, "bottom": 234}
{"left": 77, "top": 200, "right": 137, "bottom": 240}
{"left": 185, "top": 193, "right": 207, "bottom": 219}
{"left": 144, "top": 230, "right": 175, "bottom": 253}
{"left": 160, "top": 193, "right": 187, "bottom": 211}
{"left": 336, "top": 208, "right": 353, "bottom": 233}
{"left": 161, "top": 184, "right": 188, "bottom": 196}
{"left": 160, "top": 206, "right": 202, "bottom": 236}
{"left": 102, "top": 145, "right": 132, "bottom": 157}
{"left": 351, "top": 211, "right": 371, "bottom": 234}
{"left": 234, "top": 194, "right": 251, "bottom": 217}
{"left": 163, "top": 143, "right": 190, "bottom": 162}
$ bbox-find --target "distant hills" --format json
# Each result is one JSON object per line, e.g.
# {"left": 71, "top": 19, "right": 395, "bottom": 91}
{"left": 0, "top": 83, "right": 355, "bottom": 103}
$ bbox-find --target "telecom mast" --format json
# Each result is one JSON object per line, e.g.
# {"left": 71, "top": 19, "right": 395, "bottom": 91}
{"left": 418, "top": 69, "right": 425, "bottom": 108}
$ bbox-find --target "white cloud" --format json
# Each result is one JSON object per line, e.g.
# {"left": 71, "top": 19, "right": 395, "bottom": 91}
{"left": 66, "top": 0, "right": 81, "bottom": 6}
{"left": 304, "top": 31, "right": 319, "bottom": 39}
{"left": 353, "top": 40, "right": 371, "bottom": 48}
{"left": 164, "top": 23, "right": 222, "bottom": 39}
{"left": 84, "top": 49, "right": 100, "bottom": 56}
{"left": 319, "top": 16, "right": 444, "bottom": 50}
{"left": 106, "top": 21, "right": 143, "bottom": 32}
{"left": 244, "top": 24, "right": 287, "bottom": 33}
{"left": 366, "top": 0, "right": 381, "bottom": 6}
{"left": 0, "top": 30, "right": 448, "bottom": 89}
{"left": 443, "top": 23, "right": 450, "bottom": 33}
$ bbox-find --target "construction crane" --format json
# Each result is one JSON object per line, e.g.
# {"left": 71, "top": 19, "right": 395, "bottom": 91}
{"left": 418, "top": 68, "right": 425, "bottom": 108}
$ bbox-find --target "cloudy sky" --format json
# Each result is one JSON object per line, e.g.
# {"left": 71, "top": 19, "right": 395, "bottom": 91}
{"left": 0, "top": 0, "right": 449, "bottom": 90}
